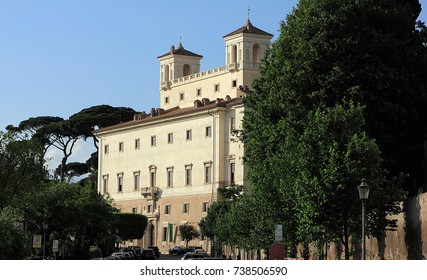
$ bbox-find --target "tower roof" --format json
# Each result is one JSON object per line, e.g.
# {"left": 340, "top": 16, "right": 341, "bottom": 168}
{"left": 223, "top": 19, "right": 273, "bottom": 38}
{"left": 157, "top": 43, "right": 203, "bottom": 59}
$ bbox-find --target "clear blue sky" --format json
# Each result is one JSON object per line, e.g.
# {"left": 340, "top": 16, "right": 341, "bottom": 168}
{"left": 1, "top": 0, "right": 426, "bottom": 132}
{"left": 0, "top": 0, "right": 301, "bottom": 131}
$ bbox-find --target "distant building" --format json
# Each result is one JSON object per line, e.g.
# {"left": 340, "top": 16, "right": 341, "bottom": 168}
{"left": 94, "top": 19, "right": 272, "bottom": 253}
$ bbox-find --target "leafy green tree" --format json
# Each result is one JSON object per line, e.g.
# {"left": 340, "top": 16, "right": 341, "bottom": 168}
{"left": 0, "top": 132, "right": 46, "bottom": 210}
{"left": 0, "top": 208, "right": 31, "bottom": 260}
{"left": 116, "top": 213, "right": 148, "bottom": 240}
{"left": 179, "top": 224, "right": 200, "bottom": 248}
{"left": 68, "top": 105, "right": 137, "bottom": 150}
{"left": 22, "top": 182, "right": 118, "bottom": 259}
{"left": 260, "top": 0, "right": 427, "bottom": 195}
{"left": 292, "top": 103, "right": 404, "bottom": 259}
{"left": 243, "top": 0, "right": 419, "bottom": 258}
{"left": 6, "top": 116, "right": 63, "bottom": 157}
{"left": 54, "top": 162, "right": 90, "bottom": 183}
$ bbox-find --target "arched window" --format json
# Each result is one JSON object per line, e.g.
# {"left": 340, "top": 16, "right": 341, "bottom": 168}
{"left": 183, "top": 64, "right": 190, "bottom": 76}
{"left": 253, "top": 44, "right": 260, "bottom": 66}
{"left": 164, "top": 65, "right": 170, "bottom": 82}
{"left": 232, "top": 45, "right": 238, "bottom": 63}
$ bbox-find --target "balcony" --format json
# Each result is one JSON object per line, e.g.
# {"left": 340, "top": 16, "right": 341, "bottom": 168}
{"left": 141, "top": 187, "right": 159, "bottom": 198}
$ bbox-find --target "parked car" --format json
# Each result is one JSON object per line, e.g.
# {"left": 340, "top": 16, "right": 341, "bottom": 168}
{"left": 141, "top": 249, "right": 156, "bottom": 260}
{"left": 121, "top": 248, "right": 137, "bottom": 259}
{"left": 169, "top": 246, "right": 186, "bottom": 255}
{"left": 148, "top": 246, "right": 160, "bottom": 258}
{"left": 129, "top": 246, "right": 143, "bottom": 257}
{"left": 186, "top": 246, "right": 203, "bottom": 252}
{"left": 194, "top": 249, "right": 208, "bottom": 256}
{"left": 111, "top": 252, "right": 130, "bottom": 260}
{"left": 181, "top": 253, "right": 207, "bottom": 260}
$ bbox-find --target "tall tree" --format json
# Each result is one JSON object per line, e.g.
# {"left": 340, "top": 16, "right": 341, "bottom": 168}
{"left": 68, "top": 105, "right": 137, "bottom": 150}
{"left": 260, "top": 0, "right": 427, "bottom": 195}
{"left": 6, "top": 116, "right": 63, "bottom": 157}
{"left": 243, "top": 0, "right": 420, "bottom": 258}
{"left": 178, "top": 224, "right": 200, "bottom": 248}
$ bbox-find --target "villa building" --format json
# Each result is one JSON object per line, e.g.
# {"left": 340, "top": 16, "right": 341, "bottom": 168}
{"left": 94, "top": 19, "right": 273, "bottom": 254}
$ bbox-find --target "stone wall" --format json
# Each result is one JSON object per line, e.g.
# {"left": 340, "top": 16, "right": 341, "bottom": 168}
{"left": 324, "top": 192, "right": 427, "bottom": 260}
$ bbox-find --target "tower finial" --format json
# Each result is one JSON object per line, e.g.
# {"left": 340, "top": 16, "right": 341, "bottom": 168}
{"left": 247, "top": 6, "right": 251, "bottom": 21}
{"left": 179, "top": 31, "right": 182, "bottom": 48}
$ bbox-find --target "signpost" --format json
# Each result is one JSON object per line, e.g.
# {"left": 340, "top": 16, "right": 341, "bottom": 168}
{"left": 270, "top": 224, "right": 285, "bottom": 260}
{"left": 274, "top": 224, "right": 283, "bottom": 241}
{"left": 32, "top": 235, "right": 42, "bottom": 249}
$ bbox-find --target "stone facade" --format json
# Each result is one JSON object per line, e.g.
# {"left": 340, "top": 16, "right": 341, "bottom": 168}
{"left": 94, "top": 19, "right": 273, "bottom": 254}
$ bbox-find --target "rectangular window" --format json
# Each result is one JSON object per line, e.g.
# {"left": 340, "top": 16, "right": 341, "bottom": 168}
{"left": 102, "top": 175, "right": 109, "bottom": 193}
{"left": 132, "top": 207, "right": 137, "bottom": 214}
{"left": 104, "top": 144, "right": 109, "bottom": 154}
{"left": 180, "top": 92, "right": 185, "bottom": 101}
{"left": 150, "top": 168, "right": 156, "bottom": 188}
{"left": 134, "top": 172, "right": 140, "bottom": 191}
{"left": 202, "top": 202, "right": 209, "bottom": 212}
{"left": 196, "top": 88, "right": 202, "bottom": 96}
{"left": 232, "top": 80, "right": 237, "bottom": 88}
{"left": 164, "top": 205, "right": 171, "bottom": 215}
{"left": 117, "top": 174, "right": 123, "bottom": 192}
{"left": 214, "top": 84, "right": 220, "bottom": 92}
{"left": 230, "top": 162, "right": 235, "bottom": 185}
{"left": 230, "top": 117, "right": 235, "bottom": 134}
{"left": 204, "top": 163, "right": 212, "bottom": 184}
{"left": 205, "top": 126, "right": 211, "bottom": 138}
{"left": 183, "top": 203, "right": 189, "bottom": 214}
{"left": 119, "top": 142, "right": 124, "bottom": 152}
{"left": 186, "top": 129, "right": 192, "bottom": 141}
{"left": 168, "top": 133, "right": 173, "bottom": 144}
{"left": 147, "top": 204, "right": 153, "bottom": 213}
{"left": 165, "top": 96, "right": 169, "bottom": 104}
{"left": 167, "top": 167, "right": 174, "bottom": 187}
{"left": 162, "top": 226, "right": 167, "bottom": 242}
{"left": 151, "top": 135, "right": 156, "bottom": 147}
{"left": 135, "top": 138, "right": 140, "bottom": 150}
{"left": 185, "top": 165, "right": 192, "bottom": 186}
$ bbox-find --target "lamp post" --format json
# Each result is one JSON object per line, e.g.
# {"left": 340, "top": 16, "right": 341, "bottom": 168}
{"left": 357, "top": 179, "right": 370, "bottom": 260}
{"left": 42, "top": 222, "right": 48, "bottom": 260}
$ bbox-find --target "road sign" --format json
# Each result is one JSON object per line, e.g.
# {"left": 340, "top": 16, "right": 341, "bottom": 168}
{"left": 274, "top": 224, "right": 283, "bottom": 241}
{"left": 53, "top": 240, "right": 59, "bottom": 252}
{"left": 32, "top": 235, "right": 42, "bottom": 249}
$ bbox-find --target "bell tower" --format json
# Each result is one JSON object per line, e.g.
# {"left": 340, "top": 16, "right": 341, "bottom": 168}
{"left": 223, "top": 18, "right": 273, "bottom": 71}
{"left": 157, "top": 40, "right": 203, "bottom": 92}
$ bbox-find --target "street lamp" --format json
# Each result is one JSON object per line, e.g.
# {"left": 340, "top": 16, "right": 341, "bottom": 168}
{"left": 42, "top": 222, "right": 48, "bottom": 260}
{"left": 357, "top": 179, "right": 370, "bottom": 260}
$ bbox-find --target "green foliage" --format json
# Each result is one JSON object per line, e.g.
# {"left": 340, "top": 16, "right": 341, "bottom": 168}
{"left": 0, "top": 209, "right": 31, "bottom": 260}
{"left": 0, "top": 133, "right": 46, "bottom": 210}
{"left": 68, "top": 105, "right": 137, "bottom": 149}
{"left": 269, "top": 0, "right": 427, "bottom": 195}
{"left": 199, "top": 200, "right": 231, "bottom": 241}
{"left": 89, "top": 245, "right": 102, "bottom": 259}
{"left": 242, "top": 0, "right": 419, "bottom": 258}
{"left": 20, "top": 182, "right": 119, "bottom": 259}
{"left": 116, "top": 213, "right": 148, "bottom": 240}
{"left": 55, "top": 162, "right": 90, "bottom": 183}
{"left": 178, "top": 224, "right": 200, "bottom": 246}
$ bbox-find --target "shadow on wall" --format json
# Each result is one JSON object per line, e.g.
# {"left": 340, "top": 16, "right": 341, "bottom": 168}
{"left": 404, "top": 196, "right": 424, "bottom": 260}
